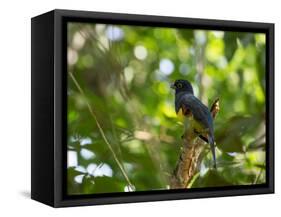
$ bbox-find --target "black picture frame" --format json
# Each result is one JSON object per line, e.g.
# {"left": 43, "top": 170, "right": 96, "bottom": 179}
{"left": 31, "top": 9, "right": 274, "bottom": 207}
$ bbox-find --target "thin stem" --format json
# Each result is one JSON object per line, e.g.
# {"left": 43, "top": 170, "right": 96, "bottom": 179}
{"left": 69, "top": 72, "right": 134, "bottom": 189}
{"left": 253, "top": 165, "right": 265, "bottom": 184}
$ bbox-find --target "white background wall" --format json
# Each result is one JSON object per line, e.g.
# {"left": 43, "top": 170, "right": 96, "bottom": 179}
{"left": 0, "top": 0, "right": 279, "bottom": 216}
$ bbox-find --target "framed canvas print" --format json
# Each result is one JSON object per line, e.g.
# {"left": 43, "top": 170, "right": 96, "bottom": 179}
{"left": 31, "top": 9, "right": 274, "bottom": 207}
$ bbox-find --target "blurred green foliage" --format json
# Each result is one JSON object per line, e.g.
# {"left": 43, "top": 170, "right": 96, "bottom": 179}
{"left": 67, "top": 22, "right": 266, "bottom": 195}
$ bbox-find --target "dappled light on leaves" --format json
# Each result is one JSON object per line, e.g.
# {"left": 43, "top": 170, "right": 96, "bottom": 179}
{"left": 67, "top": 22, "right": 266, "bottom": 194}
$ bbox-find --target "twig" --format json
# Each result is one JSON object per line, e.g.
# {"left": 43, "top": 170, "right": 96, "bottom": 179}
{"left": 69, "top": 72, "right": 134, "bottom": 188}
{"left": 253, "top": 165, "right": 265, "bottom": 184}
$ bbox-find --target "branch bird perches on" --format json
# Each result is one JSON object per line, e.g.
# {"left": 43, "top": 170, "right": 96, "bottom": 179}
{"left": 170, "top": 98, "right": 220, "bottom": 189}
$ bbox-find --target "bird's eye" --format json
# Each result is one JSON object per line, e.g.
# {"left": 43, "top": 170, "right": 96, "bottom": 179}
{"left": 177, "top": 83, "right": 183, "bottom": 88}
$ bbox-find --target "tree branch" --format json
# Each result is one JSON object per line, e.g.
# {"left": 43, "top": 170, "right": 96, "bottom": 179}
{"left": 170, "top": 98, "right": 220, "bottom": 189}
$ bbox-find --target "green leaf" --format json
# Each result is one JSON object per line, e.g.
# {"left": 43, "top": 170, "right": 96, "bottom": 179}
{"left": 83, "top": 176, "right": 124, "bottom": 194}
{"left": 191, "top": 170, "right": 232, "bottom": 188}
{"left": 216, "top": 116, "right": 260, "bottom": 153}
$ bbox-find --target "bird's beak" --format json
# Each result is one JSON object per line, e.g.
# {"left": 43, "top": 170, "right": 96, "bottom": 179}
{"left": 170, "top": 83, "right": 176, "bottom": 89}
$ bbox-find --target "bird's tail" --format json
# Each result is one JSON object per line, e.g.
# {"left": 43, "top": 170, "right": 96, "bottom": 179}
{"left": 208, "top": 135, "right": 217, "bottom": 169}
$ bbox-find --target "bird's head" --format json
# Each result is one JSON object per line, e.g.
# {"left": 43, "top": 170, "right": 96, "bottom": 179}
{"left": 170, "top": 79, "right": 194, "bottom": 94}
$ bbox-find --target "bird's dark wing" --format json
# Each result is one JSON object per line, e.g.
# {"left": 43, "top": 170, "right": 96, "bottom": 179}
{"left": 177, "top": 93, "right": 216, "bottom": 168}
{"left": 177, "top": 94, "right": 213, "bottom": 131}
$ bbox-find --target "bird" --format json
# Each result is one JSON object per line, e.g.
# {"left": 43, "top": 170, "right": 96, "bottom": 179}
{"left": 170, "top": 79, "right": 217, "bottom": 169}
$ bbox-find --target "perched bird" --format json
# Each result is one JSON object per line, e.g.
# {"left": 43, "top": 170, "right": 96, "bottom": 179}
{"left": 170, "top": 79, "right": 217, "bottom": 169}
